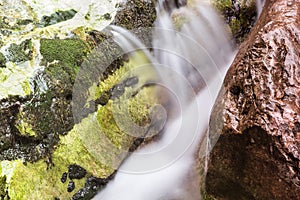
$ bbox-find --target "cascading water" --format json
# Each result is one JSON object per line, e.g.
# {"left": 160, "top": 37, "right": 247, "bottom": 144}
{"left": 94, "top": 0, "right": 234, "bottom": 199}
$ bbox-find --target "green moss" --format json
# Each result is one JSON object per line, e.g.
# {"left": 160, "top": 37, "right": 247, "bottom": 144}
{"left": 113, "top": 0, "right": 156, "bottom": 30}
{"left": 16, "top": 19, "right": 33, "bottom": 26}
{"left": 40, "top": 38, "right": 87, "bottom": 68}
{"left": 15, "top": 119, "right": 36, "bottom": 137}
{"left": 94, "top": 51, "right": 158, "bottom": 147}
{"left": 6, "top": 39, "right": 33, "bottom": 63}
{"left": 55, "top": 127, "right": 114, "bottom": 178}
{"left": 0, "top": 43, "right": 159, "bottom": 199}
{"left": 39, "top": 38, "right": 88, "bottom": 88}
{"left": 6, "top": 127, "right": 113, "bottom": 200}
{"left": 212, "top": 0, "right": 232, "bottom": 11}
{"left": 229, "top": 18, "right": 242, "bottom": 37}
{"left": 0, "top": 53, "right": 6, "bottom": 68}
{"left": 128, "top": 87, "right": 156, "bottom": 126}
{"left": 0, "top": 175, "right": 6, "bottom": 198}
{"left": 74, "top": 50, "right": 159, "bottom": 170}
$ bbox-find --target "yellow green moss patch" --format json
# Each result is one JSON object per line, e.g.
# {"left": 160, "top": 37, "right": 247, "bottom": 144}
{"left": 3, "top": 127, "right": 114, "bottom": 200}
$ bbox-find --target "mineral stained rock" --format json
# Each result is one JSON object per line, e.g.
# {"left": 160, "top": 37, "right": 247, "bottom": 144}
{"left": 206, "top": 0, "right": 300, "bottom": 199}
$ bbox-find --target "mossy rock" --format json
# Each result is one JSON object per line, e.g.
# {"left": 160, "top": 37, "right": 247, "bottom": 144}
{"left": 0, "top": 0, "right": 159, "bottom": 198}
{"left": 0, "top": 53, "right": 5, "bottom": 68}
{"left": 212, "top": 0, "right": 257, "bottom": 43}
{"left": 40, "top": 38, "right": 88, "bottom": 86}
{"left": 17, "top": 38, "right": 89, "bottom": 139}
{"left": 4, "top": 126, "right": 113, "bottom": 200}
{"left": 0, "top": 174, "right": 6, "bottom": 198}
{"left": 113, "top": 0, "right": 156, "bottom": 46}
{"left": 6, "top": 39, "right": 33, "bottom": 63}
{"left": 2, "top": 52, "right": 159, "bottom": 200}
{"left": 1, "top": 33, "right": 159, "bottom": 199}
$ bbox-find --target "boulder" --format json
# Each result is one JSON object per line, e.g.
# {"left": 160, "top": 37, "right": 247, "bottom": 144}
{"left": 206, "top": 0, "right": 300, "bottom": 199}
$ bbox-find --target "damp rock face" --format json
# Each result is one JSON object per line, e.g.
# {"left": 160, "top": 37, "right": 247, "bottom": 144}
{"left": 206, "top": 0, "right": 300, "bottom": 199}
{"left": 0, "top": 38, "right": 88, "bottom": 162}
{"left": 0, "top": 0, "right": 159, "bottom": 199}
{"left": 212, "top": 0, "right": 257, "bottom": 44}
{"left": 113, "top": 0, "right": 156, "bottom": 46}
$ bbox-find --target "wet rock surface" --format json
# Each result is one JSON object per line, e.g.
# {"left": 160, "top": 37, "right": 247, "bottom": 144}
{"left": 213, "top": 0, "right": 257, "bottom": 44}
{"left": 0, "top": 0, "right": 158, "bottom": 198}
{"left": 113, "top": 0, "right": 156, "bottom": 46}
{"left": 206, "top": 0, "right": 300, "bottom": 199}
{"left": 0, "top": 38, "right": 87, "bottom": 162}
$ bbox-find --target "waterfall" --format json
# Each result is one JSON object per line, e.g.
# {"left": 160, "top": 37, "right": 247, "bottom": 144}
{"left": 94, "top": 0, "right": 234, "bottom": 199}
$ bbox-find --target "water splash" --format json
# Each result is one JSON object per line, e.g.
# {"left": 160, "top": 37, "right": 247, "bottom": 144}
{"left": 94, "top": 0, "right": 234, "bottom": 199}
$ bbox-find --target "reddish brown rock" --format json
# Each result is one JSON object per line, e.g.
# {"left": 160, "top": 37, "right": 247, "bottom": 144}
{"left": 206, "top": 0, "right": 300, "bottom": 199}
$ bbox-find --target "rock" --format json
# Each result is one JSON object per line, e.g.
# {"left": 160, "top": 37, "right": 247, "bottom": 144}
{"left": 212, "top": 0, "right": 257, "bottom": 44}
{"left": 103, "top": 13, "right": 112, "bottom": 20}
{"left": 0, "top": 0, "right": 159, "bottom": 199}
{"left": 206, "top": 0, "right": 300, "bottom": 199}
{"left": 113, "top": 0, "right": 156, "bottom": 46}
{"left": 0, "top": 175, "right": 6, "bottom": 198}
{"left": 0, "top": 38, "right": 88, "bottom": 162}
{"left": 124, "top": 76, "right": 139, "bottom": 87}
{"left": 6, "top": 39, "right": 33, "bottom": 63}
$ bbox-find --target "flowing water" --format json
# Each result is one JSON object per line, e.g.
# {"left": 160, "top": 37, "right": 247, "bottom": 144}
{"left": 256, "top": 0, "right": 265, "bottom": 17}
{"left": 95, "top": 0, "right": 234, "bottom": 199}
